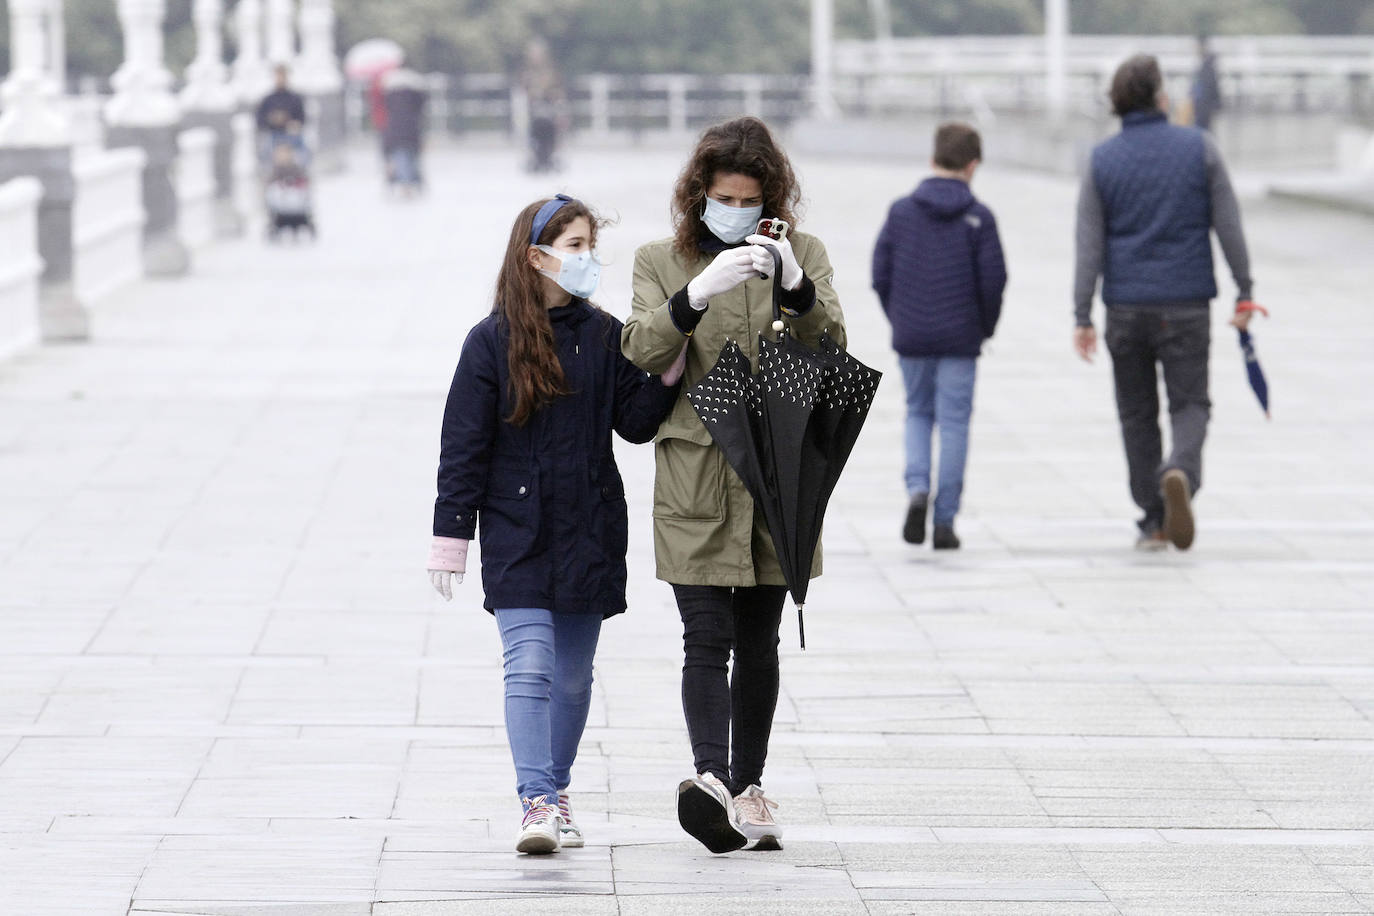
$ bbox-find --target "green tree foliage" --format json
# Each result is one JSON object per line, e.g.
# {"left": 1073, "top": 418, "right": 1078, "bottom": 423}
{"left": 332, "top": 0, "right": 812, "bottom": 74}
{"left": 4, "top": 0, "right": 1371, "bottom": 82}
{"left": 835, "top": 0, "right": 1041, "bottom": 38}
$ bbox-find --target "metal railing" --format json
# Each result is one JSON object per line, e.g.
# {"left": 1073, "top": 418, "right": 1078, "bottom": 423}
{"left": 346, "top": 73, "right": 811, "bottom": 138}
{"left": 833, "top": 35, "right": 1374, "bottom": 118}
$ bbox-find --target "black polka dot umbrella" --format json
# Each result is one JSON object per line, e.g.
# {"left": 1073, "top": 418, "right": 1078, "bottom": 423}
{"left": 686, "top": 249, "right": 882, "bottom": 648}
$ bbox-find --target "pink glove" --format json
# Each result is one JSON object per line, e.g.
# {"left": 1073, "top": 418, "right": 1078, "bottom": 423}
{"left": 427, "top": 536, "right": 469, "bottom": 601}
{"left": 661, "top": 342, "right": 689, "bottom": 386}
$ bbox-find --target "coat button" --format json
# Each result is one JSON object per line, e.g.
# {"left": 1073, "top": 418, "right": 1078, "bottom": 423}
{"left": 518, "top": 486, "right": 527, "bottom": 495}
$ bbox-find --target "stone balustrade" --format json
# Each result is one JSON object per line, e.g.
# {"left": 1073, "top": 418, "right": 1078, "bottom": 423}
{"left": 0, "top": 177, "right": 45, "bottom": 360}
{"left": 176, "top": 127, "right": 218, "bottom": 250}
{"left": 0, "top": 0, "right": 344, "bottom": 364}
{"left": 72, "top": 147, "right": 146, "bottom": 310}
{"left": 66, "top": 95, "right": 107, "bottom": 157}
{"left": 231, "top": 113, "right": 263, "bottom": 234}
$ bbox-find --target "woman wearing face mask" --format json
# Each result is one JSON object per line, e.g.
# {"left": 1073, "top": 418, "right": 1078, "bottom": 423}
{"left": 428, "top": 194, "right": 684, "bottom": 855}
{"left": 621, "top": 117, "right": 847, "bottom": 853}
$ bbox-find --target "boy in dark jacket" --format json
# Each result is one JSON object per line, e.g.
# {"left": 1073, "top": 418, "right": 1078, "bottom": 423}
{"left": 873, "top": 123, "right": 1008, "bottom": 549}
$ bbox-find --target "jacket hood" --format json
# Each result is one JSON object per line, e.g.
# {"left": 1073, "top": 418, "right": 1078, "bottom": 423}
{"left": 913, "top": 177, "right": 976, "bottom": 221}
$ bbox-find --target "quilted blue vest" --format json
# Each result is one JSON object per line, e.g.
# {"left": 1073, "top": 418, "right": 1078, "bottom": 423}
{"left": 1091, "top": 111, "right": 1217, "bottom": 305}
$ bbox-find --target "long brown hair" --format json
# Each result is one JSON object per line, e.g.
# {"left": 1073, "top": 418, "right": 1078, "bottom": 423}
{"left": 670, "top": 116, "right": 802, "bottom": 260}
{"left": 493, "top": 196, "right": 603, "bottom": 427}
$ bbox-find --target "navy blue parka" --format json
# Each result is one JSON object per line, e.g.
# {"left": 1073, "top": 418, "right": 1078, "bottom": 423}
{"left": 434, "top": 299, "right": 679, "bottom": 617}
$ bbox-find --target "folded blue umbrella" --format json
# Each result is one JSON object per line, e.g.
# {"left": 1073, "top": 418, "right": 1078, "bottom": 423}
{"left": 1238, "top": 328, "right": 1270, "bottom": 419}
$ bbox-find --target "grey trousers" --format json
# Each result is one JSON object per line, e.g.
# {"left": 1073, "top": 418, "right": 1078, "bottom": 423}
{"left": 1104, "top": 306, "right": 1211, "bottom": 532}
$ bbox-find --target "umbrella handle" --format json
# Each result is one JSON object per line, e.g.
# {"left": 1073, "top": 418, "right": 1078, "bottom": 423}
{"left": 760, "top": 245, "right": 786, "bottom": 336}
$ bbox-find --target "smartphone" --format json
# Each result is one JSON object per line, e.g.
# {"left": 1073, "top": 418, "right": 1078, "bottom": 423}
{"left": 756, "top": 218, "right": 789, "bottom": 241}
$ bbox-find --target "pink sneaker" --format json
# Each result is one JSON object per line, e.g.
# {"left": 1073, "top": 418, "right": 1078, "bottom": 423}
{"left": 733, "top": 785, "right": 782, "bottom": 850}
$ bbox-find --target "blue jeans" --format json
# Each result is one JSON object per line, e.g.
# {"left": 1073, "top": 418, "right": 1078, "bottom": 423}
{"left": 388, "top": 147, "right": 422, "bottom": 186}
{"left": 899, "top": 355, "right": 977, "bottom": 526}
{"left": 494, "top": 608, "right": 602, "bottom": 803}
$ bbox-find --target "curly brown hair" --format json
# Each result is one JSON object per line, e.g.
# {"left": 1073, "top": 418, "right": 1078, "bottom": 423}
{"left": 670, "top": 116, "right": 801, "bottom": 260}
{"left": 493, "top": 197, "right": 604, "bottom": 427}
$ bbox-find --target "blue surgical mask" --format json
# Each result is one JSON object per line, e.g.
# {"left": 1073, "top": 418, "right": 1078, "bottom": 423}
{"left": 536, "top": 245, "right": 602, "bottom": 300}
{"left": 702, "top": 197, "right": 764, "bottom": 244}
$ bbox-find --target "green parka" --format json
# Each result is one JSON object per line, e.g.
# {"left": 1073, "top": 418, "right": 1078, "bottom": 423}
{"left": 621, "top": 231, "right": 848, "bottom": 586}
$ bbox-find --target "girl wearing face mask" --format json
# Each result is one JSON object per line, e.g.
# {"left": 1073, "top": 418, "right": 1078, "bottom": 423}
{"left": 428, "top": 195, "right": 683, "bottom": 855}
{"left": 621, "top": 117, "right": 847, "bottom": 854}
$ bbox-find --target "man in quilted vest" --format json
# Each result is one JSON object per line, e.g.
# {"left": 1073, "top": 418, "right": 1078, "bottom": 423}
{"left": 1073, "top": 54, "right": 1257, "bottom": 552}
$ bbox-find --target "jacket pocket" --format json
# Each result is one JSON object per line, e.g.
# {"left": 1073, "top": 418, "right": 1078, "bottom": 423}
{"left": 653, "top": 436, "right": 726, "bottom": 522}
{"left": 594, "top": 474, "right": 629, "bottom": 570}
{"left": 485, "top": 471, "right": 535, "bottom": 502}
{"left": 481, "top": 469, "right": 538, "bottom": 555}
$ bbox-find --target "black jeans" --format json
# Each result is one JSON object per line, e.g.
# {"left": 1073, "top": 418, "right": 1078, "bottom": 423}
{"left": 672, "top": 584, "right": 786, "bottom": 797}
{"left": 1104, "top": 306, "right": 1211, "bottom": 532}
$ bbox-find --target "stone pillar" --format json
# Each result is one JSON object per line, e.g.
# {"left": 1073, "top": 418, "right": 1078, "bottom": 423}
{"left": 105, "top": 0, "right": 188, "bottom": 276}
{"left": 231, "top": 0, "right": 272, "bottom": 107}
{"left": 47, "top": 0, "right": 66, "bottom": 91}
{"left": 810, "top": 0, "right": 838, "bottom": 119}
{"left": 588, "top": 74, "right": 611, "bottom": 138}
{"left": 1045, "top": 0, "right": 1070, "bottom": 124}
{"left": 667, "top": 76, "right": 688, "bottom": 135}
{"left": 266, "top": 0, "right": 296, "bottom": 65}
{"left": 180, "top": 0, "right": 240, "bottom": 236}
{"left": 0, "top": 0, "right": 84, "bottom": 340}
{"left": 0, "top": 0, "right": 69, "bottom": 146}
{"left": 294, "top": 0, "right": 345, "bottom": 171}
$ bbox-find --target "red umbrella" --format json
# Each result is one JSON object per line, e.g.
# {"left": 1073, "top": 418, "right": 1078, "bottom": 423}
{"left": 343, "top": 38, "right": 405, "bottom": 81}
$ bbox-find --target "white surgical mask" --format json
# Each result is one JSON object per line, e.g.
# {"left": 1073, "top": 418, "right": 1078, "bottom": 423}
{"left": 536, "top": 245, "right": 602, "bottom": 300}
{"left": 701, "top": 197, "right": 764, "bottom": 244}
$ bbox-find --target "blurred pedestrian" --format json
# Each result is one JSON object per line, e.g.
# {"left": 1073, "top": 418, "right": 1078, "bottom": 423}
{"left": 873, "top": 123, "right": 1007, "bottom": 550}
{"left": 427, "top": 195, "right": 682, "bottom": 854}
{"left": 255, "top": 64, "right": 306, "bottom": 165}
{"left": 621, "top": 116, "right": 847, "bottom": 854}
{"left": 522, "top": 38, "right": 566, "bottom": 173}
{"left": 381, "top": 68, "right": 428, "bottom": 196}
{"left": 1190, "top": 35, "right": 1223, "bottom": 132}
{"left": 1074, "top": 54, "right": 1257, "bottom": 552}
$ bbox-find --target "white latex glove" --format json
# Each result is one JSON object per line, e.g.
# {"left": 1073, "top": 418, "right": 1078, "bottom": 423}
{"left": 429, "top": 569, "right": 464, "bottom": 600}
{"left": 686, "top": 247, "right": 758, "bottom": 309}
{"left": 427, "top": 536, "right": 469, "bottom": 602}
{"left": 745, "top": 233, "right": 803, "bottom": 291}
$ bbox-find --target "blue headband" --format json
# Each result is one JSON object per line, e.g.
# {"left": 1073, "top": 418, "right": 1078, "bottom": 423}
{"left": 530, "top": 194, "right": 576, "bottom": 245}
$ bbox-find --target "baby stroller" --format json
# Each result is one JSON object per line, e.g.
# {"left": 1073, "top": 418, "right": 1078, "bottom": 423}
{"left": 264, "top": 135, "right": 316, "bottom": 241}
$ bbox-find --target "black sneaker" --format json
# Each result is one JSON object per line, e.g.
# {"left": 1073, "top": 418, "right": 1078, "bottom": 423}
{"left": 902, "top": 495, "right": 928, "bottom": 544}
{"left": 676, "top": 773, "right": 747, "bottom": 854}
{"left": 932, "top": 524, "right": 960, "bottom": 550}
{"left": 1160, "top": 469, "right": 1195, "bottom": 550}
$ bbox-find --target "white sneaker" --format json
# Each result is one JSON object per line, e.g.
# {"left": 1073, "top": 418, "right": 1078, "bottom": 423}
{"left": 556, "top": 791, "right": 584, "bottom": 848}
{"left": 733, "top": 785, "right": 782, "bottom": 850}
{"left": 676, "top": 772, "right": 747, "bottom": 854}
{"left": 515, "top": 795, "right": 560, "bottom": 854}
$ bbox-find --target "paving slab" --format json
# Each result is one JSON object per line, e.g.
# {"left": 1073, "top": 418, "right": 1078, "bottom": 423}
{"left": 0, "top": 140, "right": 1371, "bottom": 913}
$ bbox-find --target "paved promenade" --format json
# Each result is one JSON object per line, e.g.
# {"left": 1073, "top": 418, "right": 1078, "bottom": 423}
{"left": 1, "top": 141, "right": 1372, "bottom": 915}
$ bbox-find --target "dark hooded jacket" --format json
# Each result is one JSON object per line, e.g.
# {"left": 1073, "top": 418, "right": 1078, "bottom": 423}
{"left": 434, "top": 300, "right": 679, "bottom": 617}
{"left": 383, "top": 87, "right": 427, "bottom": 153}
{"left": 872, "top": 177, "right": 1007, "bottom": 358}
